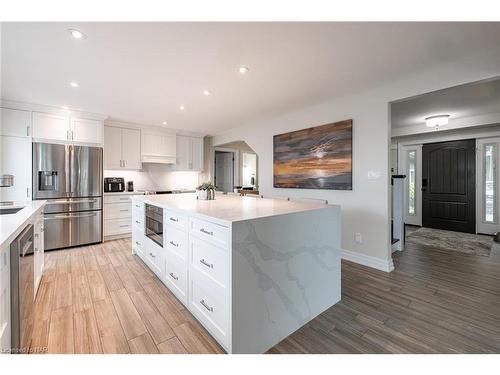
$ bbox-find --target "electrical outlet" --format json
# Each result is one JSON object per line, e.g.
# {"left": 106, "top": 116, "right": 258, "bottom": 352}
{"left": 355, "top": 233, "right": 363, "bottom": 244}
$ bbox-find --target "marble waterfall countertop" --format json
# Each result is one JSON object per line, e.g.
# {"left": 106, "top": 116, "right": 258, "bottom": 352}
{"left": 0, "top": 200, "right": 46, "bottom": 248}
{"left": 131, "top": 193, "right": 337, "bottom": 225}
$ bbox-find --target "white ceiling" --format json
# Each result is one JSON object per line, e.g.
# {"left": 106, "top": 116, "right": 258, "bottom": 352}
{"left": 391, "top": 77, "right": 500, "bottom": 129}
{"left": 2, "top": 22, "right": 500, "bottom": 135}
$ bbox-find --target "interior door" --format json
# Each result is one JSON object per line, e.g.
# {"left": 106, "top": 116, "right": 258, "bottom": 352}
{"left": 477, "top": 138, "right": 500, "bottom": 234}
{"left": 422, "top": 139, "right": 476, "bottom": 233}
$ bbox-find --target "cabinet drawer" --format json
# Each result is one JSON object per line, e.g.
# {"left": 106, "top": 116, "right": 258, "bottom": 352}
{"left": 144, "top": 239, "right": 165, "bottom": 278}
{"left": 190, "top": 217, "right": 229, "bottom": 248}
{"left": 132, "top": 201, "right": 144, "bottom": 211}
{"left": 104, "top": 202, "right": 132, "bottom": 220}
{"left": 104, "top": 195, "right": 134, "bottom": 204}
{"left": 164, "top": 209, "right": 187, "bottom": 229}
{"left": 132, "top": 227, "right": 145, "bottom": 255}
{"left": 190, "top": 271, "right": 228, "bottom": 347}
{"left": 190, "top": 237, "right": 228, "bottom": 288}
{"left": 104, "top": 218, "right": 132, "bottom": 236}
{"left": 132, "top": 209, "right": 144, "bottom": 230}
{"left": 164, "top": 252, "right": 188, "bottom": 305}
{"left": 165, "top": 225, "right": 188, "bottom": 260}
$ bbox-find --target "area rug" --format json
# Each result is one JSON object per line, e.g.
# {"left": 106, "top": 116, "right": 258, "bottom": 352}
{"left": 406, "top": 227, "right": 494, "bottom": 257}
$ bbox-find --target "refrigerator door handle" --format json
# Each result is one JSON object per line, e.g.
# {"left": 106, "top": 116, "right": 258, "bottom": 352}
{"left": 70, "top": 145, "right": 75, "bottom": 193}
{"left": 65, "top": 145, "right": 70, "bottom": 194}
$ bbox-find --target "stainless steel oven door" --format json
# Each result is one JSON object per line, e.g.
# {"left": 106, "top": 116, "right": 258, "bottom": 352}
{"left": 43, "top": 197, "right": 102, "bottom": 214}
{"left": 145, "top": 204, "right": 163, "bottom": 247}
{"left": 44, "top": 210, "right": 102, "bottom": 250}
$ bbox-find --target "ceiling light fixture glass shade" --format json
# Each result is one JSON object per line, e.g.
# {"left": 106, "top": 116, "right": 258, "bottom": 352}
{"left": 68, "top": 29, "right": 86, "bottom": 40}
{"left": 425, "top": 114, "right": 450, "bottom": 128}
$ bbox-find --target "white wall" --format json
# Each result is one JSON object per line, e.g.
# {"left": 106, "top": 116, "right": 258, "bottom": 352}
{"left": 213, "top": 55, "right": 500, "bottom": 272}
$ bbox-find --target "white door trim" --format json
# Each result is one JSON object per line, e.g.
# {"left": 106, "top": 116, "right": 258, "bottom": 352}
{"left": 398, "top": 144, "right": 422, "bottom": 226}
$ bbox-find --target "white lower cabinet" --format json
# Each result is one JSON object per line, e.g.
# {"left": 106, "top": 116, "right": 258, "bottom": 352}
{"left": 0, "top": 243, "right": 10, "bottom": 353}
{"left": 104, "top": 194, "right": 141, "bottom": 240}
{"left": 131, "top": 204, "right": 231, "bottom": 351}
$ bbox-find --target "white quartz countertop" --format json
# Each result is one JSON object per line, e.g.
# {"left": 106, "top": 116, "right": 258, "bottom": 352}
{"left": 0, "top": 200, "right": 46, "bottom": 248}
{"left": 132, "top": 193, "right": 337, "bottom": 225}
{"left": 104, "top": 191, "right": 143, "bottom": 196}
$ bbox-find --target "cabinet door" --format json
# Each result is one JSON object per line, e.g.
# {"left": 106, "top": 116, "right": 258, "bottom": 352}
{"left": 0, "top": 246, "right": 10, "bottom": 352}
{"left": 0, "top": 108, "right": 31, "bottom": 137}
{"left": 71, "top": 117, "right": 103, "bottom": 144}
{"left": 32, "top": 112, "right": 70, "bottom": 141}
{"left": 176, "top": 135, "right": 191, "bottom": 170}
{"left": 161, "top": 134, "right": 176, "bottom": 158}
{"left": 191, "top": 137, "right": 204, "bottom": 171}
{"left": 121, "top": 128, "right": 141, "bottom": 170}
{"left": 104, "top": 126, "right": 123, "bottom": 170}
{"left": 0, "top": 136, "right": 32, "bottom": 201}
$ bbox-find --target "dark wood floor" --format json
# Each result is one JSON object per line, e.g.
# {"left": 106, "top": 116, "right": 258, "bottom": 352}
{"left": 33, "top": 237, "right": 500, "bottom": 354}
{"left": 268, "top": 241, "right": 500, "bottom": 353}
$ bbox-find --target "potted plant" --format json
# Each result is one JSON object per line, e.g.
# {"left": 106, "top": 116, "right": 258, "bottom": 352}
{"left": 196, "top": 182, "right": 215, "bottom": 200}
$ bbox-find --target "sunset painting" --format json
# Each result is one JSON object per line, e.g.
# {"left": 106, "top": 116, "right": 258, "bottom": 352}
{"left": 273, "top": 119, "right": 352, "bottom": 190}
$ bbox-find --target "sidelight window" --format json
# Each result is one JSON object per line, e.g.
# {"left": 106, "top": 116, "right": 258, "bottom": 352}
{"left": 407, "top": 150, "right": 416, "bottom": 216}
{"left": 484, "top": 144, "right": 496, "bottom": 223}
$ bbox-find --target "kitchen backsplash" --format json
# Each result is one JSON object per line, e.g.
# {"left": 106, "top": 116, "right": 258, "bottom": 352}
{"left": 104, "top": 164, "right": 201, "bottom": 191}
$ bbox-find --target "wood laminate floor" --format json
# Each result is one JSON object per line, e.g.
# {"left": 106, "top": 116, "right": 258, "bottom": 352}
{"left": 32, "top": 238, "right": 500, "bottom": 354}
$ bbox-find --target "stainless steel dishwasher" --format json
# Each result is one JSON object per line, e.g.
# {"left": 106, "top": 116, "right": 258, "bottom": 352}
{"left": 10, "top": 224, "right": 34, "bottom": 354}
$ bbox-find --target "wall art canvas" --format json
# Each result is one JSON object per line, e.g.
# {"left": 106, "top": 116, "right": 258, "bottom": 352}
{"left": 273, "top": 119, "right": 352, "bottom": 190}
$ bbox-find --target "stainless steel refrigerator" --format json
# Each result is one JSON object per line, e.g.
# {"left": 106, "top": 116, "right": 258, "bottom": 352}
{"left": 33, "top": 142, "right": 103, "bottom": 250}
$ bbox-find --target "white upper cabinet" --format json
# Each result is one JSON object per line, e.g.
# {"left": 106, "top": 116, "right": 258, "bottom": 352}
{"left": 104, "top": 125, "right": 141, "bottom": 170}
{"left": 0, "top": 135, "right": 32, "bottom": 201}
{"left": 141, "top": 130, "right": 176, "bottom": 164}
{"left": 71, "top": 117, "right": 104, "bottom": 144}
{"left": 176, "top": 135, "right": 204, "bottom": 171}
{"left": 121, "top": 128, "right": 141, "bottom": 170}
{"left": 0, "top": 108, "right": 31, "bottom": 137}
{"left": 32, "top": 112, "right": 104, "bottom": 145}
{"left": 104, "top": 126, "right": 123, "bottom": 170}
{"left": 32, "top": 112, "right": 70, "bottom": 142}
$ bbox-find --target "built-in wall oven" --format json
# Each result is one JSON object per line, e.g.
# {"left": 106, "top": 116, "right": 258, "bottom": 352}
{"left": 145, "top": 204, "right": 163, "bottom": 247}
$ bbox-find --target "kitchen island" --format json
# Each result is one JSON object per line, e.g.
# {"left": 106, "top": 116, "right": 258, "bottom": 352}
{"left": 131, "top": 193, "right": 341, "bottom": 354}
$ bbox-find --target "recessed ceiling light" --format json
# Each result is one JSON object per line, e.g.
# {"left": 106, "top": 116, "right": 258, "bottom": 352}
{"left": 238, "top": 66, "right": 249, "bottom": 75}
{"left": 425, "top": 114, "right": 450, "bottom": 128}
{"left": 69, "top": 29, "right": 86, "bottom": 40}
{"left": 162, "top": 121, "right": 167, "bottom": 125}
{"left": 69, "top": 81, "right": 79, "bottom": 88}
{"left": 179, "top": 105, "right": 185, "bottom": 111}
{"left": 62, "top": 106, "right": 69, "bottom": 110}
{"left": 203, "top": 89, "right": 211, "bottom": 96}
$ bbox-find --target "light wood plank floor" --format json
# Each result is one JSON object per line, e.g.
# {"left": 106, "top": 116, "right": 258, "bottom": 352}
{"left": 32, "top": 238, "right": 500, "bottom": 354}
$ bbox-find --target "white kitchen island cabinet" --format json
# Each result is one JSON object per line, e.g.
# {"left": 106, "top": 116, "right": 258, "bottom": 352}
{"left": 131, "top": 193, "right": 341, "bottom": 354}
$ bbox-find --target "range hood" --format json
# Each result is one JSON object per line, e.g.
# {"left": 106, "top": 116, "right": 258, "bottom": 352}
{"left": 141, "top": 155, "right": 176, "bottom": 164}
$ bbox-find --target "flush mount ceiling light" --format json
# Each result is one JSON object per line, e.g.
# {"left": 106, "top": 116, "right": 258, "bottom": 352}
{"left": 425, "top": 114, "right": 450, "bottom": 129}
{"left": 179, "top": 105, "right": 185, "bottom": 111}
{"left": 238, "top": 66, "right": 249, "bottom": 75}
{"left": 68, "top": 29, "right": 86, "bottom": 40}
{"left": 69, "top": 81, "right": 80, "bottom": 88}
{"left": 203, "top": 89, "right": 211, "bottom": 96}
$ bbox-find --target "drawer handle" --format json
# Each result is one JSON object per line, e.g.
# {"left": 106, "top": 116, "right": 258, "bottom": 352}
{"left": 135, "top": 204, "right": 140, "bottom": 208}
{"left": 135, "top": 241, "right": 141, "bottom": 246}
{"left": 169, "top": 240, "right": 179, "bottom": 247}
{"left": 169, "top": 272, "right": 179, "bottom": 281}
{"left": 200, "top": 258, "right": 213, "bottom": 269}
{"left": 119, "top": 225, "right": 129, "bottom": 228}
{"left": 200, "top": 299, "right": 213, "bottom": 312}
{"left": 200, "top": 228, "right": 213, "bottom": 236}
{"left": 119, "top": 198, "right": 129, "bottom": 200}
{"left": 169, "top": 217, "right": 178, "bottom": 222}
{"left": 120, "top": 209, "right": 129, "bottom": 212}
{"left": 149, "top": 252, "right": 156, "bottom": 258}
{"left": 135, "top": 220, "right": 140, "bottom": 224}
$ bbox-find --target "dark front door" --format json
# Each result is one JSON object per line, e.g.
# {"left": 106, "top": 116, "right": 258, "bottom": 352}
{"left": 422, "top": 139, "right": 476, "bottom": 233}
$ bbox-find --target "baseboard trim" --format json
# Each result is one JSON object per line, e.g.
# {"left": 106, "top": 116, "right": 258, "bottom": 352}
{"left": 341, "top": 249, "right": 394, "bottom": 272}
